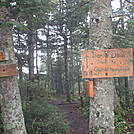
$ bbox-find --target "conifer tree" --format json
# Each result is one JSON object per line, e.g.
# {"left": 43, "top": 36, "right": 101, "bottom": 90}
{"left": 89, "top": 0, "right": 115, "bottom": 133}
{"left": 0, "top": 1, "right": 27, "bottom": 133}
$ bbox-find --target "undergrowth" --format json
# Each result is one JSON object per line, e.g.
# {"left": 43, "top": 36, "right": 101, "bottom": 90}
{"left": 114, "top": 107, "right": 134, "bottom": 134}
{"left": 72, "top": 95, "right": 90, "bottom": 121}
{"left": 76, "top": 94, "right": 134, "bottom": 134}
{"left": 19, "top": 80, "right": 69, "bottom": 134}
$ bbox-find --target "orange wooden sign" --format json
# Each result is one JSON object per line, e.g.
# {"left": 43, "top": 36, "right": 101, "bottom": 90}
{"left": 85, "top": 80, "right": 94, "bottom": 97}
{"left": 0, "top": 52, "right": 5, "bottom": 61}
{"left": 89, "top": 81, "right": 94, "bottom": 97}
{"left": 0, "top": 64, "right": 17, "bottom": 77}
{"left": 81, "top": 48, "right": 133, "bottom": 78}
{"left": 0, "top": 51, "right": 12, "bottom": 61}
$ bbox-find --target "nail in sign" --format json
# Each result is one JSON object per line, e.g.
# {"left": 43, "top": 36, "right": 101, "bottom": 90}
{"left": 0, "top": 51, "right": 12, "bottom": 61}
{"left": 0, "top": 64, "right": 17, "bottom": 77}
{"left": 81, "top": 48, "right": 133, "bottom": 78}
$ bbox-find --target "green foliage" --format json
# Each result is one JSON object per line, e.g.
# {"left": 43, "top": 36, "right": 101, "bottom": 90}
{"left": 0, "top": 21, "right": 29, "bottom": 32}
{"left": 76, "top": 95, "right": 90, "bottom": 121}
{"left": 19, "top": 80, "right": 69, "bottom": 134}
{"left": 114, "top": 78, "right": 134, "bottom": 134}
{"left": 114, "top": 107, "right": 133, "bottom": 134}
{"left": 14, "top": 23, "right": 30, "bottom": 32}
{"left": 79, "top": 105, "right": 89, "bottom": 120}
{"left": 0, "top": 1, "right": 10, "bottom": 7}
{"left": 114, "top": 115, "right": 130, "bottom": 134}
{"left": 24, "top": 101, "right": 68, "bottom": 134}
{"left": 113, "top": 18, "right": 134, "bottom": 48}
{"left": 114, "top": 77, "right": 134, "bottom": 109}
{"left": 12, "top": 0, "right": 52, "bottom": 22}
{"left": 0, "top": 22, "right": 13, "bottom": 28}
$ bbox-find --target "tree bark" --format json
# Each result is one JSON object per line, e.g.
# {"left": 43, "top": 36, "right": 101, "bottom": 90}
{"left": 56, "top": 50, "right": 64, "bottom": 95}
{"left": 89, "top": 0, "right": 115, "bottom": 133}
{"left": 35, "top": 30, "right": 39, "bottom": 80}
{"left": 18, "top": 55, "right": 23, "bottom": 80}
{"left": 28, "top": 31, "right": 35, "bottom": 81}
{"left": 124, "top": 77, "right": 130, "bottom": 107}
{"left": 0, "top": 5, "right": 27, "bottom": 134}
{"left": 64, "top": 36, "right": 71, "bottom": 102}
{"left": 0, "top": 77, "right": 27, "bottom": 134}
{"left": 27, "top": 17, "right": 35, "bottom": 81}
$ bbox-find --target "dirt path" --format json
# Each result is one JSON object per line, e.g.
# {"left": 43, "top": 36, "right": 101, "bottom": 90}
{"left": 49, "top": 99, "right": 89, "bottom": 134}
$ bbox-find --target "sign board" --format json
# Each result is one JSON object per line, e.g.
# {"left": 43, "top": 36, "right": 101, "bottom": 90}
{"left": 0, "top": 51, "right": 12, "bottom": 61}
{"left": 81, "top": 48, "right": 133, "bottom": 78}
{"left": 85, "top": 80, "right": 94, "bottom": 97}
{"left": 0, "top": 52, "right": 5, "bottom": 61}
{"left": 0, "top": 64, "right": 17, "bottom": 77}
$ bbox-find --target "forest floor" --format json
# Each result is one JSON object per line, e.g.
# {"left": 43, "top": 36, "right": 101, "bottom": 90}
{"left": 48, "top": 98, "right": 89, "bottom": 134}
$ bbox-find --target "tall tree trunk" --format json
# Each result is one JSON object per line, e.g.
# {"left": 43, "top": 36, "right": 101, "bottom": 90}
{"left": 124, "top": 77, "right": 130, "bottom": 107}
{"left": 35, "top": 31, "right": 39, "bottom": 80}
{"left": 56, "top": 50, "right": 64, "bottom": 95}
{"left": 119, "top": 0, "right": 124, "bottom": 29}
{"left": 0, "top": 5, "right": 27, "bottom": 134}
{"left": 63, "top": 36, "right": 71, "bottom": 102}
{"left": 27, "top": 17, "right": 35, "bottom": 81}
{"left": 76, "top": 55, "right": 81, "bottom": 95}
{"left": 70, "top": 36, "right": 75, "bottom": 96}
{"left": 17, "top": 30, "right": 23, "bottom": 79}
{"left": 28, "top": 31, "right": 35, "bottom": 81}
{"left": 89, "top": 0, "right": 115, "bottom": 133}
{"left": 46, "top": 25, "right": 53, "bottom": 91}
{"left": 18, "top": 55, "right": 23, "bottom": 80}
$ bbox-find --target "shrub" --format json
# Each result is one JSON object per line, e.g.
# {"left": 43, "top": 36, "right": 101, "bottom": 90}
{"left": 24, "top": 101, "right": 68, "bottom": 134}
{"left": 19, "top": 80, "right": 69, "bottom": 134}
{"left": 114, "top": 107, "right": 133, "bottom": 134}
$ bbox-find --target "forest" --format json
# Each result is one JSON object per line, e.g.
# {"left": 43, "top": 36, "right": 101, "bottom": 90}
{"left": 0, "top": 0, "right": 134, "bottom": 134}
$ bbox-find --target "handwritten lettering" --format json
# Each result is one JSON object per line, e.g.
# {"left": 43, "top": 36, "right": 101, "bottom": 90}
{"left": 94, "top": 66, "right": 129, "bottom": 72}
{"left": 91, "top": 51, "right": 128, "bottom": 59}
{"left": 81, "top": 48, "right": 133, "bottom": 78}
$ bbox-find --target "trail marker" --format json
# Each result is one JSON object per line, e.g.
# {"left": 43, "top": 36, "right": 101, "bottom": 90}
{"left": 81, "top": 48, "right": 133, "bottom": 79}
{"left": 85, "top": 79, "right": 94, "bottom": 98}
{"left": 0, "top": 64, "right": 17, "bottom": 77}
{"left": 0, "top": 51, "right": 12, "bottom": 61}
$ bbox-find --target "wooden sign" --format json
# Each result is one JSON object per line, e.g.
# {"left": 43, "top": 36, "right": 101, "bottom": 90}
{"left": 81, "top": 48, "right": 133, "bottom": 78}
{"left": 0, "top": 51, "right": 12, "bottom": 61}
{"left": 0, "top": 64, "right": 17, "bottom": 77}
{"left": 85, "top": 80, "right": 94, "bottom": 97}
{"left": 0, "top": 52, "right": 5, "bottom": 61}
{"left": 89, "top": 80, "right": 94, "bottom": 97}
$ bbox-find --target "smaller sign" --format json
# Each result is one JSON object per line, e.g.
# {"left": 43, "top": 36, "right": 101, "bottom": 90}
{"left": 85, "top": 80, "right": 94, "bottom": 97}
{"left": 0, "top": 52, "right": 5, "bottom": 61}
{"left": 0, "top": 51, "right": 12, "bottom": 61}
{"left": 0, "top": 64, "right": 17, "bottom": 77}
{"left": 89, "top": 80, "right": 94, "bottom": 97}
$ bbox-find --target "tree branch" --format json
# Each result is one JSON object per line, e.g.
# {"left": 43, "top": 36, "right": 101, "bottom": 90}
{"left": 125, "top": 0, "right": 134, "bottom": 6}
